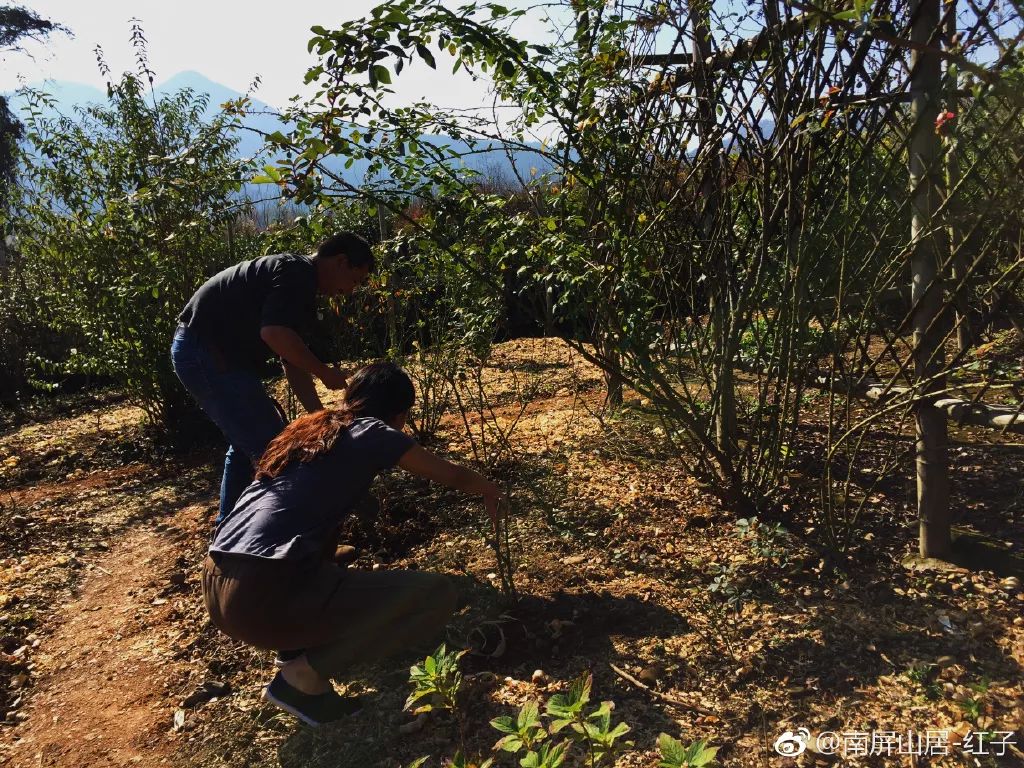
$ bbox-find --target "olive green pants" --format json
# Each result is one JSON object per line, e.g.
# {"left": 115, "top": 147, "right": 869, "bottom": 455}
{"left": 202, "top": 553, "right": 457, "bottom": 678}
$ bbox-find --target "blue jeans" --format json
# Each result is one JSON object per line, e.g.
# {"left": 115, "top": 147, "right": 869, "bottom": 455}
{"left": 170, "top": 326, "right": 285, "bottom": 523}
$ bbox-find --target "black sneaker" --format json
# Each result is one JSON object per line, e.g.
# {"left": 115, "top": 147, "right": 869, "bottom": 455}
{"left": 262, "top": 672, "right": 363, "bottom": 727}
{"left": 274, "top": 648, "right": 305, "bottom": 667}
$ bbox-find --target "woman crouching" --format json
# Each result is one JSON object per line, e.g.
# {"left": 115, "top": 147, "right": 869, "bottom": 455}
{"left": 202, "top": 361, "right": 500, "bottom": 726}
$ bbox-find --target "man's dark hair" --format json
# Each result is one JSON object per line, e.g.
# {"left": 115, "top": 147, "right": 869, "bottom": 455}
{"left": 316, "top": 231, "right": 374, "bottom": 271}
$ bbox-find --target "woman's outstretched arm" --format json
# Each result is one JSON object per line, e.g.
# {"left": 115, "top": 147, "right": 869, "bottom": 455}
{"left": 397, "top": 445, "right": 501, "bottom": 532}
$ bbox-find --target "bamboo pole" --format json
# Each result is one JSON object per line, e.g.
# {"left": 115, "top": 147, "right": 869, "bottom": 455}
{"left": 690, "top": 0, "right": 736, "bottom": 461}
{"left": 805, "top": 374, "right": 1024, "bottom": 434}
{"left": 637, "top": 12, "right": 813, "bottom": 73}
{"left": 909, "top": 0, "right": 952, "bottom": 558}
{"left": 943, "top": 0, "right": 971, "bottom": 352}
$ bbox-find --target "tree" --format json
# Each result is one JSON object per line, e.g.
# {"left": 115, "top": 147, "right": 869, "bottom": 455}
{"left": 14, "top": 36, "right": 254, "bottom": 432}
{"left": 275, "top": 0, "right": 1024, "bottom": 538}
{"left": 0, "top": 6, "right": 67, "bottom": 208}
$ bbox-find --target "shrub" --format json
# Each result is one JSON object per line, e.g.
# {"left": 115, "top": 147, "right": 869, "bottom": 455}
{"left": 12, "top": 37, "right": 254, "bottom": 432}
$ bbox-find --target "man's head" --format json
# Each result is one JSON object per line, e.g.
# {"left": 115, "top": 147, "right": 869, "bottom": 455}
{"left": 314, "top": 231, "right": 374, "bottom": 296}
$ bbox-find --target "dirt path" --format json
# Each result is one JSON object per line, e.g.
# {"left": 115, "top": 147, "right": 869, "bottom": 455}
{"left": 2, "top": 507, "right": 208, "bottom": 768}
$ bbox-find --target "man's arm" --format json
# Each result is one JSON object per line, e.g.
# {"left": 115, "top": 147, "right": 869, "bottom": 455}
{"left": 283, "top": 360, "right": 323, "bottom": 413}
{"left": 260, "top": 325, "right": 348, "bottom": 389}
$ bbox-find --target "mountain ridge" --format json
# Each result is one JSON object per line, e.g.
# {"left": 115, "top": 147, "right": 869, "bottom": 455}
{"left": 7, "top": 70, "right": 553, "bottom": 194}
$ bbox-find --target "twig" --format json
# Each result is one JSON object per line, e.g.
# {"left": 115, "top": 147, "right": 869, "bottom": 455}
{"left": 609, "top": 664, "right": 718, "bottom": 718}
{"left": 487, "top": 496, "right": 518, "bottom": 601}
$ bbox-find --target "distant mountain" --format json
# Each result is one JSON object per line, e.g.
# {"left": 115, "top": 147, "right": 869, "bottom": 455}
{"left": 8, "top": 71, "right": 554, "bottom": 196}
{"left": 14, "top": 79, "right": 108, "bottom": 112}
{"left": 155, "top": 70, "right": 248, "bottom": 109}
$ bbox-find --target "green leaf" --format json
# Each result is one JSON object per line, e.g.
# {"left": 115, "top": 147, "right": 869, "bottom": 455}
{"left": 693, "top": 745, "right": 719, "bottom": 767}
{"left": 790, "top": 112, "right": 810, "bottom": 128}
{"left": 384, "top": 8, "right": 411, "bottom": 24}
{"left": 373, "top": 65, "right": 393, "bottom": 85}
{"left": 494, "top": 734, "right": 525, "bottom": 752}
{"left": 491, "top": 716, "right": 517, "bottom": 734}
{"left": 658, "top": 733, "right": 687, "bottom": 768}
{"left": 568, "top": 673, "right": 592, "bottom": 707}
{"left": 588, "top": 700, "right": 612, "bottom": 728}
{"left": 608, "top": 721, "right": 631, "bottom": 740}
{"left": 548, "top": 717, "right": 572, "bottom": 734}
{"left": 416, "top": 44, "right": 437, "bottom": 68}
{"left": 517, "top": 700, "right": 539, "bottom": 731}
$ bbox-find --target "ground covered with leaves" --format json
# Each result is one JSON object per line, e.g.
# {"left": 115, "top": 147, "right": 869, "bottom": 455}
{"left": 0, "top": 338, "right": 1022, "bottom": 767}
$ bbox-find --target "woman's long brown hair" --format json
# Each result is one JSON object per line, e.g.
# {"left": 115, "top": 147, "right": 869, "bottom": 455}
{"left": 254, "top": 361, "right": 415, "bottom": 481}
{"left": 255, "top": 407, "right": 355, "bottom": 481}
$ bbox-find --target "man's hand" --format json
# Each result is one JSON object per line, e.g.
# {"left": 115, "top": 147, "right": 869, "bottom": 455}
{"left": 319, "top": 364, "right": 349, "bottom": 391}
{"left": 262, "top": 325, "right": 343, "bottom": 391}
{"left": 283, "top": 361, "right": 323, "bottom": 413}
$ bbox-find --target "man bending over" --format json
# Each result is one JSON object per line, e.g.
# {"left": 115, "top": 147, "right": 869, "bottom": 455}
{"left": 171, "top": 232, "right": 373, "bottom": 522}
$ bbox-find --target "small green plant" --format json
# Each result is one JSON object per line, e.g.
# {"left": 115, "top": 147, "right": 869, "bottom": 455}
{"left": 406, "top": 643, "right": 467, "bottom": 716}
{"left": 905, "top": 662, "right": 941, "bottom": 701}
{"left": 572, "top": 700, "right": 632, "bottom": 766}
{"left": 404, "top": 756, "right": 495, "bottom": 768}
{"left": 492, "top": 700, "right": 547, "bottom": 753}
{"left": 958, "top": 679, "right": 989, "bottom": 724}
{"left": 969, "top": 678, "right": 991, "bottom": 695}
{"left": 905, "top": 662, "right": 932, "bottom": 686}
{"left": 447, "top": 753, "right": 495, "bottom": 768}
{"left": 491, "top": 673, "right": 632, "bottom": 767}
{"left": 657, "top": 734, "right": 719, "bottom": 768}
{"left": 706, "top": 563, "right": 750, "bottom": 616}
{"left": 407, "top": 654, "right": 718, "bottom": 768}
{"left": 958, "top": 696, "right": 983, "bottom": 723}
{"left": 734, "top": 517, "right": 789, "bottom": 562}
{"left": 520, "top": 740, "right": 571, "bottom": 768}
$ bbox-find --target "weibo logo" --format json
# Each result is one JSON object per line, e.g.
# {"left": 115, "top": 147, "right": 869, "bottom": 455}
{"left": 774, "top": 728, "right": 811, "bottom": 757}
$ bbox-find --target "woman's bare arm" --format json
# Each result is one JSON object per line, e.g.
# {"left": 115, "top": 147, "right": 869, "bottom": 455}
{"left": 398, "top": 445, "right": 501, "bottom": 531}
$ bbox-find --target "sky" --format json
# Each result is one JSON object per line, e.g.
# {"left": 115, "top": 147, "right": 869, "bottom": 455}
{"left": 1, "top": 0, "right": 552, "bottom": 111}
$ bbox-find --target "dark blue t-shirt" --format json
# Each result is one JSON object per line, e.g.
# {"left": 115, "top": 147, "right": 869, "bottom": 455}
{"left": 178, "top": 252, "right": 317, "bottom": 371}
{"left": 210, "top": 417, "right": 415, "bottom": 561}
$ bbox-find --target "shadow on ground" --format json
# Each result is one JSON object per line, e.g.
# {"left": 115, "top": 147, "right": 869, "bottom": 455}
{"left": 267, "top": 584, "right": 686, "bottom": 768}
